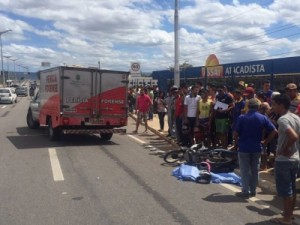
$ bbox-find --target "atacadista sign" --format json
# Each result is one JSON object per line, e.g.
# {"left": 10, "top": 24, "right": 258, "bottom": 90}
{"left": 223, "top": 60, "right": 272, "bottom": 77}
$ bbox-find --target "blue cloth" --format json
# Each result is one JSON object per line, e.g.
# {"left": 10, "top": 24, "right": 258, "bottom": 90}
{"left": 210, "top": 172, "right": 242, "bottom": 186}
{"left": 172, "top": 164, "right": 242, "bottom": 186}
{"left": 172, "top": 164, "right": 200, "bottom": 181}
{"left": 235, "top": 110, "right": 276, "bottom": 153}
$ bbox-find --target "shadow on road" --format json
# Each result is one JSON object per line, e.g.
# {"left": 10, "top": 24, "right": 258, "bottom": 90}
{"left": 246, "top": 205, "right": 277, "bottom": 217}
{"left": 245, "top": 221, "right": 274, "bottom": 225}
{"left": 202, "top": 193, "right": 247, "bottom": 203}
{"left": 7, "top": 126, "right": 119, "bottom": 149}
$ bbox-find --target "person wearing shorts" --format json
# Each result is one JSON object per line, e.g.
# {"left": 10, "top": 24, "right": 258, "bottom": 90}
{"left": 215, "top": 118, "right": 229, "bottom": 133}
{"left": 196, "top": 90, "right": 212, "bottom": 146}
{"left": 133, "top": 88, "right": 152, "bottom": 133}
{"left": 213, "top": 86, "right": 234, "bottom": 148}
{"left": 271, "top": 94, "right": 300, "bottom": 225}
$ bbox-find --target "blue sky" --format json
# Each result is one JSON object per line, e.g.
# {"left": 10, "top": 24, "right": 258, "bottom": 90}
{"left": 0, "top": 0, "right": 300, "bottom": 73}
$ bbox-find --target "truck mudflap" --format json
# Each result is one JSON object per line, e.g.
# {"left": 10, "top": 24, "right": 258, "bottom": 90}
{"left": 62, "top": 128, "right": 126, "bottom": 135}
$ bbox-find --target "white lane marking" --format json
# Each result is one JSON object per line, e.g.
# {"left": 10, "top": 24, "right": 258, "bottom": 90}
{"left": 1, "top": 106, "right": 6, "bottom": 109}
{"left": 128, "top": 135, "right": 146, "bottom": 144}
{"left": 129, "top": 134, "right": 288, "bottom": 221}
{"left": 48, "top": 148, "right": 64, "bottom": 181}
{"left": 220, "top": 183, "right": 282, "bottom": 214}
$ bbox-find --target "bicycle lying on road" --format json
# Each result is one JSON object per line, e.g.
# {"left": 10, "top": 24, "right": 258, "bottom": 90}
{"left": 163, "top": 143, "right": 238, "bottom": 173}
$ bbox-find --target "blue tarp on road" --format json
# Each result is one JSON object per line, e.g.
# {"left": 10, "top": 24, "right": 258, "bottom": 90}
{"left": 172, "top": 164, "right": 241, "bottom": 186}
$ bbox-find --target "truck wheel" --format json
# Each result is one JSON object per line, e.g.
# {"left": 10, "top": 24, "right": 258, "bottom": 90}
{"left": 100, "top": 133, "right": 113, "bottom": 141}
{"left": 26, "top": 110, "right": 40, "bottom": 129}
{"left": 48, "top": 119, "right": 59, "bottom": 141}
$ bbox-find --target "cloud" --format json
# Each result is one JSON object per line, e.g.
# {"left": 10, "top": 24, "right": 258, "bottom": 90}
{"left": 0, "top": 0, "right": 300, "bottom": 72}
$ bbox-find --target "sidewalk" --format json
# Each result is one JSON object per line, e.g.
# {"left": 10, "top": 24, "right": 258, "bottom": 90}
{"left": 129, "top": 112, "right": 280, "bottom": 194}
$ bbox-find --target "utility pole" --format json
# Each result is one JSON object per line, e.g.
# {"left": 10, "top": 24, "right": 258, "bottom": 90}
{"left": 11, "top": 58, "right": 18, "bottom": 83}
{"left": 0, "top": 29, "right": 12, "bottom": 86}
{"left": 174, "top": 0, "right": 180, "bottom": 87}
{"left": 4, "top": 55, "right": 11, "bottom": 83}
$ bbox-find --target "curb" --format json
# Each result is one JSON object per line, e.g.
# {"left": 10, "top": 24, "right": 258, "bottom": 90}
{"left": 128, "top": 114, "right": 179, "bottom": 149}
{"left": 259, "top": 178, "right": 277, "bottom": 194}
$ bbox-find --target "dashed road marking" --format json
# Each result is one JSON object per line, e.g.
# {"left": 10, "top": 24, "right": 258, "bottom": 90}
{"left": 48, "top": 148, "right": 64, "bottom": 181}
{"left": 1, "top": 106, "right": 6, "bottom": 109}
{"left": 128, "top": 134, "right": 146, "bottom": 144}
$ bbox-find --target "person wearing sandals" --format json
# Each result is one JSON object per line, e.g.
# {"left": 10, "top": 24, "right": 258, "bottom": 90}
{"left": 270, "top": 94, "right": 300, "bottom": 225}
{"left": 133, "top": 88, "right": 153, "bottom": 134}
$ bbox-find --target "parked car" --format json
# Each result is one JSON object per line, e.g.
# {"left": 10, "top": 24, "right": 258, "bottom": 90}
{"left": 15, "top": 86, "right": 28, "bottom": 96}
{"left": 0, "top": 88, "right": 17, "bottom": 104}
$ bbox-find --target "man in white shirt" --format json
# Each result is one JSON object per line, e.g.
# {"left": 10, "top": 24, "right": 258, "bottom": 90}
{"left": 183, "top": 85, "right": 200, "bottom": 146}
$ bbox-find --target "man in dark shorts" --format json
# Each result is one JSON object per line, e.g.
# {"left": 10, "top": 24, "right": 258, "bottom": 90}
{"left": 270, "top": 94, "right": 300, "bottom": 225}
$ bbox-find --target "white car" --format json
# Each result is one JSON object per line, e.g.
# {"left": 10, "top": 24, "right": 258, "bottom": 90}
{"left": 0, "top": 88, "right": 17, "bottom": 104}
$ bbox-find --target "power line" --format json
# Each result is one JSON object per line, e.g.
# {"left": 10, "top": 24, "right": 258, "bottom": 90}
{"left": 181, "top": 32, "right": 300, "bottom": 61}
{"left": 241, "top": 49, "right": 300, "bottom": 62}
{"left": 184, "top": 22, "right": 300, "bottom": 57}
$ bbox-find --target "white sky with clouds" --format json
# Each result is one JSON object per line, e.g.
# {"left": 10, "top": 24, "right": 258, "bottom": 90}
{"left": 1, "top": 0, "right": 300, "bottom": 73}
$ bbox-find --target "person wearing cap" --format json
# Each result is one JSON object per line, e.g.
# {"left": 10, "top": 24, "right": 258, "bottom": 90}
{"left": 285, "top": 83, "right": 300, "bottom": 113}
{"left": 233, "top": 98, "right": 277, "bottom": 199}
{"left": 241, "top": 87, "right": 261, "bottom": 114}
{"left": 270, "top": 94, "right": 300, "bottom": 225}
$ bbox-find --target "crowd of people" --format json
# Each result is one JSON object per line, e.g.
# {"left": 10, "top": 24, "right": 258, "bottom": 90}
{"left": 128, "top": 80, "right": 300, "bottom": 224}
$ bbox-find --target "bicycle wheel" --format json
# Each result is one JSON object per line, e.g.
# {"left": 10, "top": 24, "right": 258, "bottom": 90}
{"left": 163, "top": 150, "right": 185, "bottom": 163}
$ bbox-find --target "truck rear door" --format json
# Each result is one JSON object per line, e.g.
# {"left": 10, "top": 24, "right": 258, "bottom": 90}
{"left": 61, "top": 67, "right": 94, "bottom": 115}
{"left": 95, "top": 70, "right": 128, "bottom": 124}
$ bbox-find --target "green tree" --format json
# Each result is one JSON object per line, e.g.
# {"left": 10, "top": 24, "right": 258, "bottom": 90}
{"left": 169, "top": 61, "right": 193, "bottom": 71}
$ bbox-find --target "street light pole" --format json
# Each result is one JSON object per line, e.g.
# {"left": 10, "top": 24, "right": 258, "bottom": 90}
{"left": 0, "top": 29, "right": 12, "bottom": 86}
{"left": 11, "top": 58, "right": 18, "bottom": 83}
{"left": 4, "top": 55, "right": 11, "bottom": 83}
{"left": 174, "top": 0, "right": 180, "bottom": 87}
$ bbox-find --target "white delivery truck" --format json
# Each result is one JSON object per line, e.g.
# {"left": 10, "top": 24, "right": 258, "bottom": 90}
{"left": 27, "top": 66, "right": 129, "bottom": 141}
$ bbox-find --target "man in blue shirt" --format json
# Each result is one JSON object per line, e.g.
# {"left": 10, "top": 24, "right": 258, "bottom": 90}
{"left": 233, "top": 98, "right": 277, "bottom": 198}
{"left": 262, "top": 80, "right": 273, "bottom": 105}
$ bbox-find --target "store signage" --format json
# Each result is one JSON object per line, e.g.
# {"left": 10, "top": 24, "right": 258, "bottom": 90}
{"left": 225, "top": 64, "right": 265, "bottom": 75}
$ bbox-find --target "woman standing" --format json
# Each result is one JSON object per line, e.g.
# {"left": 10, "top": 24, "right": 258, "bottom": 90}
{"left": 155, "top": 91, "right": 167, "bottom": 132}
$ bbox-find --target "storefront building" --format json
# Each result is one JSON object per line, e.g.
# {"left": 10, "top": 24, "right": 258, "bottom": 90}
{"left": 152, "top": 55, "right": 300, "bottom": 92}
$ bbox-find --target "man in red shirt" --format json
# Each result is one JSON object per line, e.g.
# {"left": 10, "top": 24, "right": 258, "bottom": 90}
{"left": 133, "top": 88, "right": 153, "bottom": 133}
{"left": 174, "top": 88, "right": 185, "bottom": 145}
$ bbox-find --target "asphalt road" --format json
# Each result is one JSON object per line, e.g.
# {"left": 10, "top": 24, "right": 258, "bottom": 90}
{"left": 0, "top": 96, "right": 298, "bottom": 225}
